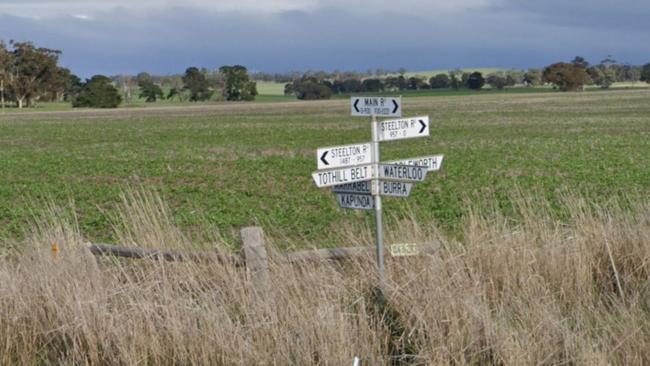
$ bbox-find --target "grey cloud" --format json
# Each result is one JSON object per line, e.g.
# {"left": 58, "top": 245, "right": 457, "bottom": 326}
{"left": 1, "top": 2, "right": 648, "bottom": 77}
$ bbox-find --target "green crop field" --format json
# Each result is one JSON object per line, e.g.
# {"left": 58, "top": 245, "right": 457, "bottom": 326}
{"left": 1, "top": 89, "right": 649, "bottom": 247}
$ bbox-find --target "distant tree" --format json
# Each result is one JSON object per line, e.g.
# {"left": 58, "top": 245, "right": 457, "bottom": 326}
{"left": 616, "top": 64, "right": 640, "bottom": 82}
{"left": 641, "top": 63, "right": 650, "bottom": 83}
{"left": 486, "top": 74, "right": 508, "bottom": 89}
{"left": 385, "top": 75, "right": 408, "bottom": 91}
{"left": 523, "top": 69, "right": 542, "bottom": 86}
{"left": 448, "top": 69, "right": 463, "bottom": 89}
{"left": 4, "top": 41, "right": 61, "bottom": 108}
{"left": 398, "top": 67, "right": 407, "bottom": 76}
{"left": 138, "top": 79, "right": 164, "bottom": 102}
{"left": 73, "top": 75, "right": 122, "bottom": 108}
{"left": 136, "top": 72, "right": 152, "bottom": 85}
{"left": 407, "top": 76, "right": 428, "bottom": 90}
{"left": 572, "top": 56, "right": 590, "bottom": 69}
{"left": 588, "top": 56, "right": 618, "bottom": 89}
{"left": 0, "top": 41, "right": 9, "bottom": 109}
{"left": 361, "top": 78, "right": 384, "bottom": 92}
{"left": 64, "top": 72, "right": 83, "bottom": 102}
{"left": 542, "top": 62, "right": 593, "bottom": 91}
{"left": 461, "top": 72, "right": 471, "bottom": 87}
{"left": 286, "top": 76, "right": 332, "bottom": 100}
{"left": 429, "top": 73, "right": 450, "bottom": 89}
{"left": 466, "top": 72, "right": 485, "bottom": 90}
{"left": 182, "top": 67, "right": 213, "bottom": 101}
{"left": 332, "top": 79, "right": 362, "bottom": 94}
{"left": 219, "top": 65, "right": 257, "bottom": 101}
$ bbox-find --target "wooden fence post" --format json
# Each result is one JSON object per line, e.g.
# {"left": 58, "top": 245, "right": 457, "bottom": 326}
{"left": 241, "top": 226, "right": 270, "bottom": 292}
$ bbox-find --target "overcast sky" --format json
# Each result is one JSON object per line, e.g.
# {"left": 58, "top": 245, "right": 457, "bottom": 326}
{"left": 1, "top": 0, "right": 648, "bottom": 77}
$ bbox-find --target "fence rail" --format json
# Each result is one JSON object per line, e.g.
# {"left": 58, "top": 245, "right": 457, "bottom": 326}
{"left": 86, "top": 226, "right": 440, "bottom": 292}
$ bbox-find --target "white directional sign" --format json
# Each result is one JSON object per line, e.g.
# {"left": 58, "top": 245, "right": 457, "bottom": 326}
{"left": 333, "top": 180, "right": 413, "bottom": 197}
{"left": 379, "top": 116, "right": 429, "bottom": 141}
{"left": 390, "top": 243, "right": 420, "bottom": 257}
{"left": 351, "top": 96, "right": 402, "bottom": 117}
{"left": 336, "top": 193, "right": 375, "bottom": 210}
{"left": 312, "top": 164, "right": 372, "bottom": 188}
{"left": 384, "top": 155, "right": 444, "bottom": 172}
{"left": 379, "top": 164, "right": 427, "bottom": 182}
{"left": 317, "top": 142, "right": 372, "bottom": 170}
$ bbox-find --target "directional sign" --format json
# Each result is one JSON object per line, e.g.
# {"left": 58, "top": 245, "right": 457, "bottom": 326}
{"left": 317, "top": 142, "right": 372, "bottom": 170}
{"left": 332, "top": 180, "right": 413, "bottom": 197}
{"left": 351, "top": 96, "right": 401, "bottom": 117}
{"left": 378, "top": 164, "right": 427, "bottom": 182}
{"left": 384, "top": 155, "right": 444, "bottom": 172}
{"left": 312, "top": 165, "right": 372, "bottom": 188}
{"left": 336, "top": 193, "right": 375, "bottom": 210}
{"left": 379, "top": 116, "right": 429, "bottom": 141}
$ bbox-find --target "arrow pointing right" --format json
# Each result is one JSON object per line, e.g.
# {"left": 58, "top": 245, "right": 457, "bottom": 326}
{"left": 392, "top": 99, "right": 399, "bottom": 114}
{"left": 419, "top": 119, "right": 426, "bottom": 133}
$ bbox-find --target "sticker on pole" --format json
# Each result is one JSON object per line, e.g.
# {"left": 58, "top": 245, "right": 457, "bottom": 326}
{"left": 378, "top": 164, "right": 427, "bottom": 182}
{"left": 336, "top": 193, "right": 375, "bottom": 210}
{"left": 379, "top": 116, "right": 429, "bottom": 141}
{"left": 384, "top": 155, "right": 444, "bottom": 172}
{"left": 317, "top": 142, "right": 372, "bottom": 170}
{"left": 390, "top": 243, "right": 420, "bottom": 257}
{"left": 312, "top": 165, "right": 372, "bottom": 188}
{"left": 351, "top": 96, "right": 401, "bottom": 117}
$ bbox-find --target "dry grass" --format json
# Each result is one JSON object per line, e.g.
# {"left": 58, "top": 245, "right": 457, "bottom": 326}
{"left": 1, "top": 190, "right": 649, "bottom": 365}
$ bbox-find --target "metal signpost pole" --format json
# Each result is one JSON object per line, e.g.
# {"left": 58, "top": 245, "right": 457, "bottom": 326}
{"left": 371, "top": 114, "right": 385, "bottom": 293}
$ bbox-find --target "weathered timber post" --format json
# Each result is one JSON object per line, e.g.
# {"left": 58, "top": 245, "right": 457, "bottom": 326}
{"left": 241, "top": 226, "right": 270, "bottom": 292}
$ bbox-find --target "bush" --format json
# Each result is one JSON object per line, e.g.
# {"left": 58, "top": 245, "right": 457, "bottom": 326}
{"left": 72, "top": 75, "right": 122, "bottom": 108}
{"left": 429, "top": 74, "right": 450, "bottom": 89}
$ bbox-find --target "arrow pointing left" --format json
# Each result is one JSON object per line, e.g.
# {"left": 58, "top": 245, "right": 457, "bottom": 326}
{"left": 320, "top": 151, "right": 329, "bottom": 166}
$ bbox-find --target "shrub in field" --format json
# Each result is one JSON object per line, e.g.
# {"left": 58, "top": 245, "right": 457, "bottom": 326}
{"left": 72, "top": 75, "right": 122, "bottom": 108}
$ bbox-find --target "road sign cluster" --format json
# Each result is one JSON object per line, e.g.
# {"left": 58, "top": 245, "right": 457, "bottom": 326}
{"left": 311, "top": 95, "right": 444, "bottom": 292}
{"left": 312, "top": 96, "right": 443, "bottom": 211}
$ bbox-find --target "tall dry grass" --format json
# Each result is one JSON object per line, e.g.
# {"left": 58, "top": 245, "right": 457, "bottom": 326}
{"left": 0, "top": 190, "right": 649, "bottom": 365}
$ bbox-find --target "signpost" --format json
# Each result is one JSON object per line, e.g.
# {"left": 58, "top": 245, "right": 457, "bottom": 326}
{"left": 384, "top": 155, "right": 444, "bottom": 172}
{"left": 351, "top": 96, "right": 401, "bottom": 117}
{"left": 312, "top": 165, "right": 373, "bottom": 188}
{"left": 333, "top": 180, "right": 414, "bottom": 198}
{"left": 312, "top": 96, "right": 444, "bottom": 294}
{"left": 336, "top": 193, "right": 375, "bottom": 210}
{"left": 317, "top": 142, "right": 372, "bottom": 170}
{"left": 378, "top": 116, "right": 429, "bottom": 141}
{"left": 378, "top": 164, "right": 428, "bottom": 182}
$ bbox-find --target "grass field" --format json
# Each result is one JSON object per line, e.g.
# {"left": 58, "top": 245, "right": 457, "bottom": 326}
{"left": 1, "top": 89, "right": 649, "bottom": 248}
{"left": 1, "top": 89, "right": 650, "bottom": 364}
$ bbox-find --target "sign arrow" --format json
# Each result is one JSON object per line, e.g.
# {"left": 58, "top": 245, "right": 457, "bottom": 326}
{"left": 353, "top": 99, "right": 360, "bottom": 113}
{"left": 392, "top": 99, "right": 399, "bottom": 114}
{"left": 320, "top": 151, "right": 329, "bottom": 166}
{"left": 419, "top": 119, "right": 426, "bottom": 133}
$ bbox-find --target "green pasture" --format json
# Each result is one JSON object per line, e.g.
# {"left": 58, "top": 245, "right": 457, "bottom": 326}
{"left": 1, "top": 90, "right": 649, "bottom": 247}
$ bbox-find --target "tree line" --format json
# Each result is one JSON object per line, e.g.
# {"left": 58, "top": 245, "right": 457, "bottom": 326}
{"left": 284, "top": 56, "right": 650, "bottom": 99}
{"left": 2, "top": 40, "right": 649, "bottom": 107}
{"left": 0, "top": 40, "right": 258, "bottom": 108}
